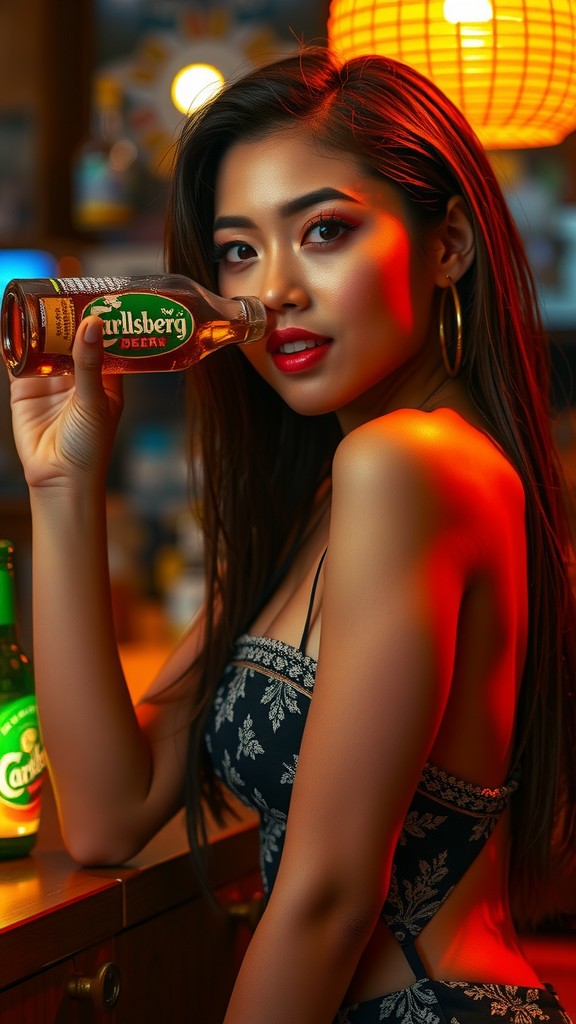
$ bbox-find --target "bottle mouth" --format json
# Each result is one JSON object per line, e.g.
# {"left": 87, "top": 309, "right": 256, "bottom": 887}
{"left": 1, "top": 285, "right": 27, "bottom": 376}
{"left": 235, "top": 296, "right": 267, "bottom": 343}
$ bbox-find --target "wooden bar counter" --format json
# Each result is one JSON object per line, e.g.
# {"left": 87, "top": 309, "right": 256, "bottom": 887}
{"left": 0, "top": 643, "right": 261, "bottom": 1023}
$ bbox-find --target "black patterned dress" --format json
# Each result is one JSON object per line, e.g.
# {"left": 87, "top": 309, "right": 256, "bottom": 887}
{"left": 204, "top": 562, "right": 572, "bottom": 1024}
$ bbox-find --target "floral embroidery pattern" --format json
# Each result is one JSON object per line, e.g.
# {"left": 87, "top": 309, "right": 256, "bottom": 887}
{"left": 446, "top": 985, "right": 568, "bottom": 1024}
{"left": 385, "top": 852, "right": 450, "bottom": 941}
{"left": 251, "top": 787, "right": 286, "bottom": 826}
{"left": 383, "top": 765, "right": 520, "bottom": 945}
{"left": 206, "top": 637, "right": 317, "bottom": 895}
{"left": 419, "top": 762, "right": 520, "bottom": 815}
{"left": 280, "top": 753, "right": 298, "bottom": 785}
{"left": 236, "top": 714, "right": 265, "bottom": 760}
{"left": 220, "top": 749, "right": 245, "bottom": 791}
{"left": 235, "top": 634, "right": 317, "bottom": 690}
{"left": 470, "top": 813, "right": 500, "bottom": 842}
{"left": 251, "top": 788, "right": 287, "bottom": 892}
{"left": 213, "top": 667, "right": 248, "bottom": 731}
{"left": 378, "top": 981, "right": 441, "bottom": 1024}
{"left": 400, "top": 810, "right": 447, "bottom": 845}
{"left": 338, "top": 981, "right": 570, "bottom": 1024}
{"left": 261, "top": 677, "right": 302, "bottom": 731}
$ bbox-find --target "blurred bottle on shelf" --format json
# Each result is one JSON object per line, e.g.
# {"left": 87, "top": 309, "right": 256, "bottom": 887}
{"left": 0, "top": 540, "right": 45, "bottom": 859}
{"left": 155, "top": 508, "right": 205, "bottom": 639}
{"left": 72, "top": 73, "right": 138, "bottom": 236}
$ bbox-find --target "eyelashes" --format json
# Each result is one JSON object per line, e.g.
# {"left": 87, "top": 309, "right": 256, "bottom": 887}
{"left": 212, "top": 209, "right": 360, "bottom": 267}
{"left": 211, "top": 241, "right": 256, "bottom": 264}
{"left": 301, "top": 210, "right": 359, "bottom": 245}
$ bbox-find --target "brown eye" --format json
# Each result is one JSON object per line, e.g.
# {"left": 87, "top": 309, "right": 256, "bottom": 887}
{"left": 303, "top": 215, "right": 357, "bottom": 246}
{"left": 213, "top": 240, "right": 258, "bottom": 265}
{"left": 226, "top": 242, "right": 257, "bottom": 263}
{"left": 317, "top": 222, "right": 341, "bottom": 241}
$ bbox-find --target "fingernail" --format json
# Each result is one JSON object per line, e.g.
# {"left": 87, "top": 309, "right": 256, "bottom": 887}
{"left": 84, "top": 317, "right": 102, "bottom": 343}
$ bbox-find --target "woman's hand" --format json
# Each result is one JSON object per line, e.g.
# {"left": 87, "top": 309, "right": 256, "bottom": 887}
{"left": 8, "top": 315, "right": 123, "bottom": 490}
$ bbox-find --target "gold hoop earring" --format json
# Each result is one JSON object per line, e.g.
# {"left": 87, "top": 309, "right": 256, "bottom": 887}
{"left": 439, "top": 276, "right": 463, "bottom": 378}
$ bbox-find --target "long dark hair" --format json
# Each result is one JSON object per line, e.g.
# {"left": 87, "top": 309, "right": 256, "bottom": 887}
{"left": 164, "top": 47, "right": 576, "bottom": 924}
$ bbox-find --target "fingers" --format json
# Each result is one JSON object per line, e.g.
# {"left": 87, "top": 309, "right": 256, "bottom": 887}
{"left": 72, "top": 314, "right": 124, "bottom": 422}
{"left": 75, "top": 314, "right": 104, "bottom": 365}
{"left": 72, "top": 315, "right": 106, "bottom": 402}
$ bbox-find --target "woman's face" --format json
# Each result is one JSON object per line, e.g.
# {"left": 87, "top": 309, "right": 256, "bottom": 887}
{"left": 214, "top": 131, "right": 444, "bottom": 431}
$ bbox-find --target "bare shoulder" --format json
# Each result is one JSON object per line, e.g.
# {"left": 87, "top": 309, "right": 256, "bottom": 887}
{"left": 332, "top": 407, "right": 524, "bottom": 525}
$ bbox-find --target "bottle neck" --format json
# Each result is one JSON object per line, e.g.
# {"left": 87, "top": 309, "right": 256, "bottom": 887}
{"left": 0, "top": 566, "right": 16, "bottom": 630}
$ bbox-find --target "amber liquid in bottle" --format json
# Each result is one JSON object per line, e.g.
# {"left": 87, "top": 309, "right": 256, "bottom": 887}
{"left": 1, "top": 275, "right": 266, "bottom": 376}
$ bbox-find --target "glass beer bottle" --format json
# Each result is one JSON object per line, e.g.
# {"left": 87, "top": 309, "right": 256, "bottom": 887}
{"left": 0, "top": 541, "right": 45, "bottom": 859}
{"left": 1, "top": 275, "right": 267, "bottom": 376}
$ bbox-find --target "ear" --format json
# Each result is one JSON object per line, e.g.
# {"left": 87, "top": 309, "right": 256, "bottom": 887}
{"left": 431, "top": 195, "right": 475, "bottom": 286}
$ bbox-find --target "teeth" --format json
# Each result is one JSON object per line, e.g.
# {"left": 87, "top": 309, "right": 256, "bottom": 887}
{"left": 278, "top": 339, "right": 320, "bottom": 354}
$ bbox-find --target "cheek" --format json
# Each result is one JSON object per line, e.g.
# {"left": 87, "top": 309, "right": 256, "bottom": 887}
{"left": 333, "top": 226, "right": 415, "bottom": 335}
{"left": 371, "top": 227, "right": 414, "bottom": 333}
{"left": 217, "top": 267, "right": 232, "bottom": 299}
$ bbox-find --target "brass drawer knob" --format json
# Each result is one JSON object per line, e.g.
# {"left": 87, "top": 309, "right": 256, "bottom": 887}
{"left": 228, "top": 895, "right": 265, "bottom": 932}
{"left": 66, "top": 961, "right": 121, "bottom": 1010}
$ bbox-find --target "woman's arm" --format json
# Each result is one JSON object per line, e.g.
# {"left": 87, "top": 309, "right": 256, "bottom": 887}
{"left": 224, "top": 415, "right": 469, "bottom": 1024}
{"left": 9, "top": 317, "right": 198, "bottom": 864}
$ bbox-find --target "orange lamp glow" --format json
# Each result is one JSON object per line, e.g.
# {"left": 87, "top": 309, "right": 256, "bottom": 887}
{"left": 327, "top": 1, "right": 576, "bottom": 148}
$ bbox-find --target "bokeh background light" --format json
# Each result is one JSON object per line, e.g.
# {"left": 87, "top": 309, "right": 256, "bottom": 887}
{"left": 170, "top": 63, "right": 225, "bottom": 114}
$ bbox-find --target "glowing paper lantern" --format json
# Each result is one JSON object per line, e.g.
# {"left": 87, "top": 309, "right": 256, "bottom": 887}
{"left": 327, "top": 1, "right": 576, "bottom": 148}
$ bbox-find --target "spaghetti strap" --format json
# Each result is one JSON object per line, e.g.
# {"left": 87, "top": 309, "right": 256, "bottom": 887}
{"left": 299, "top": 548, "right": 328, "bottom": 654}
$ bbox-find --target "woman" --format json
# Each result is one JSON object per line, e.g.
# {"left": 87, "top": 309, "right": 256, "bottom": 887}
{"left": 8, "top": 48, "right": 576, "bottom": 1024}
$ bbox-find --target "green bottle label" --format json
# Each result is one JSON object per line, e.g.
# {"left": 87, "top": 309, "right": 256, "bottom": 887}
{"left": 82, "top": 291, "right": 195, "bottom": 358}
{"left": 0, "top": 697, "right": 45, "bottom": 810}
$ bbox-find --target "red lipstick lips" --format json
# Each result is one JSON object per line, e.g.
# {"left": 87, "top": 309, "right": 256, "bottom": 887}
{"left": 266, "top": 328, "right": 332, "bottom": 374}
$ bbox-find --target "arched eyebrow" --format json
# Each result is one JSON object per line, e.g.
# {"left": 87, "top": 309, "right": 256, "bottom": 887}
{"left": 213, "top": 187, "right": 362, "bottom": 231}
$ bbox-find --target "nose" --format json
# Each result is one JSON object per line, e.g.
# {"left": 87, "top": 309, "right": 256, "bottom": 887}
{"left": 259, "top": 251, "right": 310, "bottom": 312}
